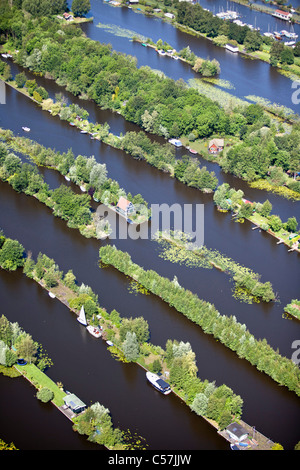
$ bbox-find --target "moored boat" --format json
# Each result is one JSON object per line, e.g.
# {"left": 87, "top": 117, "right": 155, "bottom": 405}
{"left": 77, "top": 305, "right": 87, "bottom": 326}
{"left": 146, "top": 372, "right": 171, "bottom": 395}
{"left": 86, "top": 325, "right": 101, "bottom": 338}
{"left": 168, "top": 138, "right": 182, "bottom": 147}
{"left": 22, "top": 126, "right": 30, "bottom": 132}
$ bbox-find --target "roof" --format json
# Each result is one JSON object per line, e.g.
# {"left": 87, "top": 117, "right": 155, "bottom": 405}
{"left": 226, "top": 422, "right": 248, "bottom": 439}
{"left": 117, "top": 196, "right": 132, "bottom": 211}
{"left": 275, "top": 9, "right": 290, "bottom": 15}
{"left": 209, "top": 138, "right": 224, "bottom": 148}
{"left": 63, "top": 393, "right": 86, "bottom": 411}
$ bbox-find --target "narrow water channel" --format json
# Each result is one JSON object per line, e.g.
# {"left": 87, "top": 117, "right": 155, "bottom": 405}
{"left": 0, "top": 1, "right": 299, "bottom": 450}
{"left": 0, "top": 83, "right": 299, "bottom": 449}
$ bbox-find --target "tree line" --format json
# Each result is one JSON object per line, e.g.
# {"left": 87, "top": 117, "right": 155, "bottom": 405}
{"left": 0, "top": 0, "right": 298, "bottom": 188}
{"left": 99, "top": 244, "right": 300, "bottom": 397}
{"left": 0, "top": 230, "right": 244, "bottom": 431}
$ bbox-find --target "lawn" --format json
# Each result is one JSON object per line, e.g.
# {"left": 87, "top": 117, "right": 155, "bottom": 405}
{"left": 15, "top": 363, "right": 66, "bottom": 407}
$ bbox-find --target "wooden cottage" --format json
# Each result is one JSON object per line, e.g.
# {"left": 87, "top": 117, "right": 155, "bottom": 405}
{"left": 208, "top": 138, "right": 224, "bottom": 154}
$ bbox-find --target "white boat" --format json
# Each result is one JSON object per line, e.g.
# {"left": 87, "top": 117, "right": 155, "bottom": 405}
{"left": 48, "top": 292, "right": 56, "bottom": 298}
{"left": 168, "top": 138, "right": 182, "bottom": 147}
{"left": 22, "top": 126, "right": 30, "bottom": 132}
{"left": 80, "top": 130, "right": 88, "bottom": 134}
{"left": 77, "top": 306, "right": 87, "bottom": 326}
{"left": 225, "top": 44, "right": 239, "bottom": 53}
{"left": 86, "top": 325, "right": 101, "bottom": 338}
{"left": 146, "top": 372, "right": 172, "bottom": 395}
{"left": 64, "top": 176, "right": 70, "bottom": 181}
{"left": 106, "top": 340, "right": 114, "bottom": 346}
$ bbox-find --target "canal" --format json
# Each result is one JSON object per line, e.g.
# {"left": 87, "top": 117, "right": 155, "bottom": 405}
{"left": 0, "top": 0, "right": 299, "bottom": 451}
{"left": 79, "top": 0, "right": 300, "bottom": 113}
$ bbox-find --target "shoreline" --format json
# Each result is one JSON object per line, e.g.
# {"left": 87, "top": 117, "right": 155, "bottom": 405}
{"left": 108, "top": 0, "right": 300, "bottom": 80}
{"left": 5, "top": 260, "right": 275, "bottom": 450}
{"left": 1, "top": 77, "right": 299, "bottom": 254}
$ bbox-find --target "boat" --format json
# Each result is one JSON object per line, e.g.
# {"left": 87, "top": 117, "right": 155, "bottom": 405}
{"left": 146, "top": 372, "right": 172, "bottom": 395}
{"left": 77, "top": 306, "right": 87, "bottom": 326}
{"left": 225, "top": 44, "right": 239, "bottom": 53}
{"left": 48, "top": 292, "right": 56, "bottom": 298}
{"left": 80, "top": 130, "right": 88, "bottom": 134}
{"left": 168, "top": 138, "right": 182, "bottom": 147}
{"left": 230, "top": 443, "right": 240, "bottom": 450}
{"left": 86, "top": 325, "right": 101, "bottom": 338}
{"left": 106, "top": 340, "right": 114, "bottom": 346}
{"left": 22, "top": 126, "right": 30, "bottom": 132}
{"left": 64, "top": 176, "right": 70, "bottom": 181}
{"left": 189, "top": 148, "right": 197, "bottom": 154}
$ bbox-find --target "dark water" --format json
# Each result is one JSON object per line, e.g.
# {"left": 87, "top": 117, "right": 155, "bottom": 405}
{"left": 0, "top": 82, "right": 299, "bottom": 450}
{"left": 0, "top": 1, "right": 300, "bottom": 451}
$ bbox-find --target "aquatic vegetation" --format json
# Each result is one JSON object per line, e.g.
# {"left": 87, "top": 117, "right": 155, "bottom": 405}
{"left": 96, "top": 22, "right": 148, "bottom": 43}
{"left": 188, "top": 78, "right": 248, "bottom": 110}
{"left": 154, "top": 231, "right": 275, "bottom": 304}
{"left": 248, "top": 179, "right": 300, "bottom": 201}
{"left": 127, "top": 279, "right": 150, "bottom": 296}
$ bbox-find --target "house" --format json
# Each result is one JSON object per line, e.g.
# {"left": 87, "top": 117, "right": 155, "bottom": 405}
{"left": 63, "top": 394, "right": 86, "bottom": 414}
{"left": 208, "top": 138, "right": 224, "bottom": 154}
{"left": 63, "top": 12, "right": 73, "bottom": 20}
{"left": 116, "top": 196, "right": 135, "bottom": 217}
{"left": 226, "top": 422, "right": 249, "bottom": 442}
{"left": 272, "top": 9, "right": 292, "bottom": 21}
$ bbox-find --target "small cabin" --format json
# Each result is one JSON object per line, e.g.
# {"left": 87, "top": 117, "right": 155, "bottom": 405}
{"left": 63, "top": 12, "right": 73, "bottom": 20}
{"left": 208, "top": 138, "right": 224, "bottom": 154}
{"left": 226, "top": 422, "right": 248, "bottom": 442}
{"left": 116, "top": 196, "right": 135, "bottom": 217}
{"left": 63, "top": 394, "right": 86, "bottom": 414}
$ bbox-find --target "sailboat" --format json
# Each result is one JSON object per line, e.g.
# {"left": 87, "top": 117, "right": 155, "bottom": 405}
{"left": 77, "top": 305, "right": 87, "bottom": 326}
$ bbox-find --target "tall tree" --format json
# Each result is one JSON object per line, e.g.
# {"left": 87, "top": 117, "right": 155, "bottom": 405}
{"left": 71, "top": 0, "right": 91, "bottom": 17}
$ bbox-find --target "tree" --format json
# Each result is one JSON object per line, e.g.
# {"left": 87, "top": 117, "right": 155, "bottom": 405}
{"left": 123, "top": 331, "right": 139, "bottom": 362}
{"left": 280, "top": 47, "right": 294, "bottom": 65}
{"left": 0, "top": 239, "right": 24, "bottom": 271}
{"left": 71, "top": 0, "right": 91, "bottom": 17}
{"left": 36, "top": 387, "right": 54, "bottom": 403}
{"left": 260, "top": 199, "right": 272, "bottom": 217}
{"left": 15, "top": 333, "right": 37, "bottom": 364}
{"left": 268, "top": 215, "right": 282, "bottom": 233}
{"left": 286, "top": 217, "right": 298, "bottom": 233}
{"left": 191, "top": 392, "right": 208, "bottom": 416}
{"left": 15, "top": 72, "right": 27, "bottom": 88}
{"left": 270, "top": 41, "right": 284, "bottom": 66}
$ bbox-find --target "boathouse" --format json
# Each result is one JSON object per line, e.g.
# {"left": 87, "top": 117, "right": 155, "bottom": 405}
{"left": 116, "top": 196, "right": 135, "bottom": 217}
{"left": 208, "top": 138, "right": 224, "bottom": 154}
{"left": 272, "top": 9, "right": 292, "bottom": 21}
{"left": 63, "top": 393, "right": 86, "bottom": 414}
{"left": 226, "top": 422, "right": 248, "bottom": 442}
